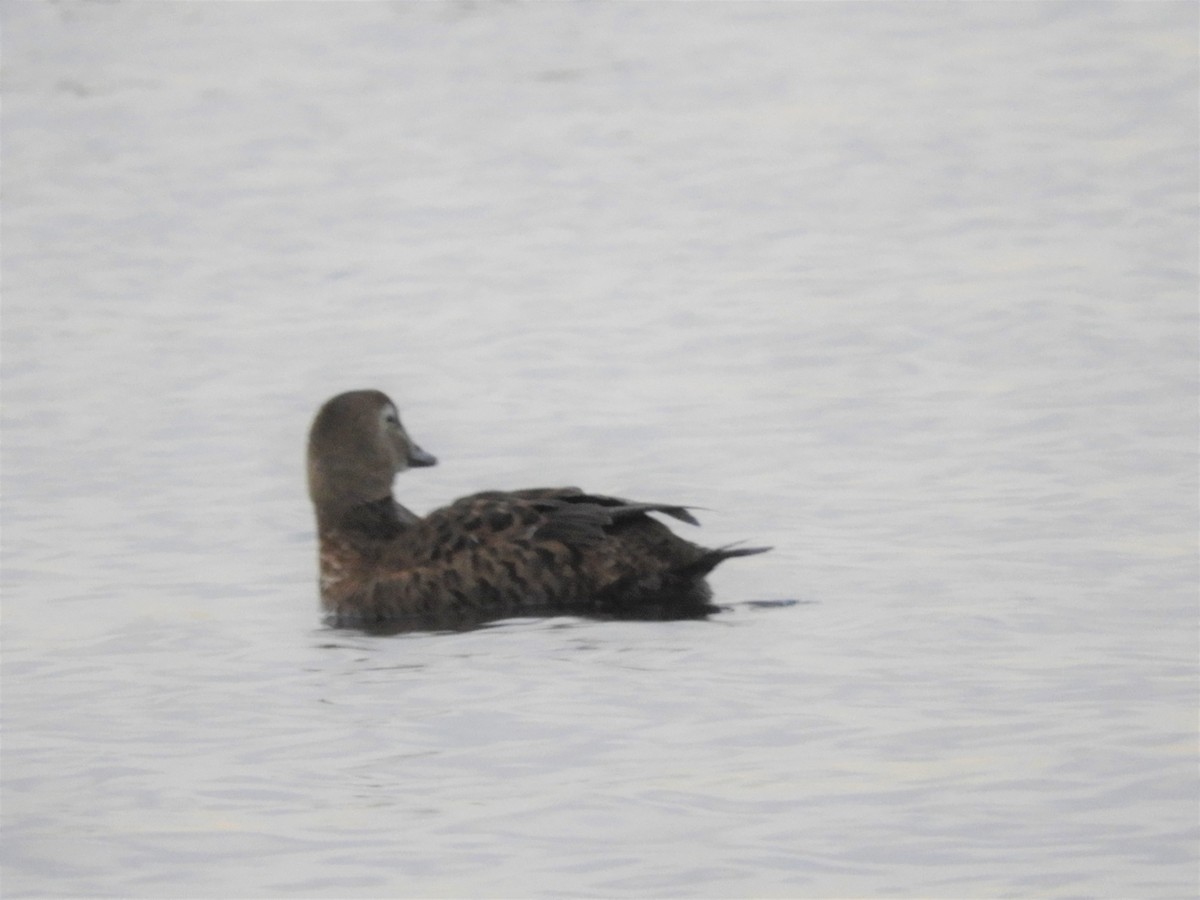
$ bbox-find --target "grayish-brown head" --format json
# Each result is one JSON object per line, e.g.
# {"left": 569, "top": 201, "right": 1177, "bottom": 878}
{"left": 307, "top": 390, "right": 436, "bottom": 522}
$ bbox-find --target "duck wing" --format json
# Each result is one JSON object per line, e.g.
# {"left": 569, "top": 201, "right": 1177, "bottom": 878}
{"left": 382, "top": 488, "right": 697, "bottom": 564}
{"left": 448, "top": 489, "right": 697, "bottom": 544}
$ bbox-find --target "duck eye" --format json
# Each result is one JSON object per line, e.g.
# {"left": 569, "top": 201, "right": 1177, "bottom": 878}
{"left": 382, "top": 408, "right": 401, "bottom": 427}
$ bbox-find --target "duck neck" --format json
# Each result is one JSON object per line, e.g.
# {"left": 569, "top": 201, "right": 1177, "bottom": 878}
{"left": 320, "top": 495, "right": 414, "bottom": 542}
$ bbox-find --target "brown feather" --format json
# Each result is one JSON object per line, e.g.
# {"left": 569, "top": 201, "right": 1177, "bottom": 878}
{"left": 307, "top": 390, "right": 769, "bottom": 632}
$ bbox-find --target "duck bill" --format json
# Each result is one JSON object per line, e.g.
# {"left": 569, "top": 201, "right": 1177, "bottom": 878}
{"left": 407, "top": 443, "right": 437, "bottom": 467}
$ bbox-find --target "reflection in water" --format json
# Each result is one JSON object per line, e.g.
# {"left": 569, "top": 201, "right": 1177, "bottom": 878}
{"left": 324, "top": 599, "right": 805, "bottom": 637}
{"left": 332, "top": 603, "right": 719, "bottom": 638}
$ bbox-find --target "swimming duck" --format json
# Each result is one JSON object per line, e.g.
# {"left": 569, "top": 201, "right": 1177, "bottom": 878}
{"left": 307, "top": 389, "right": 769, "bottom": 631}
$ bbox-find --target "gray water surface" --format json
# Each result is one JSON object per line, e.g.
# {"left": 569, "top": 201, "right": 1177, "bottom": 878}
{"left": 2, "top": 3, "right": 1197, "bottom": 898}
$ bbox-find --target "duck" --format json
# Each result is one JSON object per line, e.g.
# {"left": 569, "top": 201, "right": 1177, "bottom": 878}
{"left": 306, "top": 389, "right": 769, "bottom": 632}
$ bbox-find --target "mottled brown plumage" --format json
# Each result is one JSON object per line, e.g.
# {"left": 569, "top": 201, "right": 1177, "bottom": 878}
{"left": 307, "top": 389, "right": 769, "bottom": 632}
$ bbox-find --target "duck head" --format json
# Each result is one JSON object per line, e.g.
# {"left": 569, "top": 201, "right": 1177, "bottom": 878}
{"left": 307, "top": 389, "right": 436, "bottom": 521}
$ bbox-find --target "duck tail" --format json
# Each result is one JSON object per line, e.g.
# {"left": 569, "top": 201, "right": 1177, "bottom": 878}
{"left": 680, "top": 543, "right": 772, "bottom": 580}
